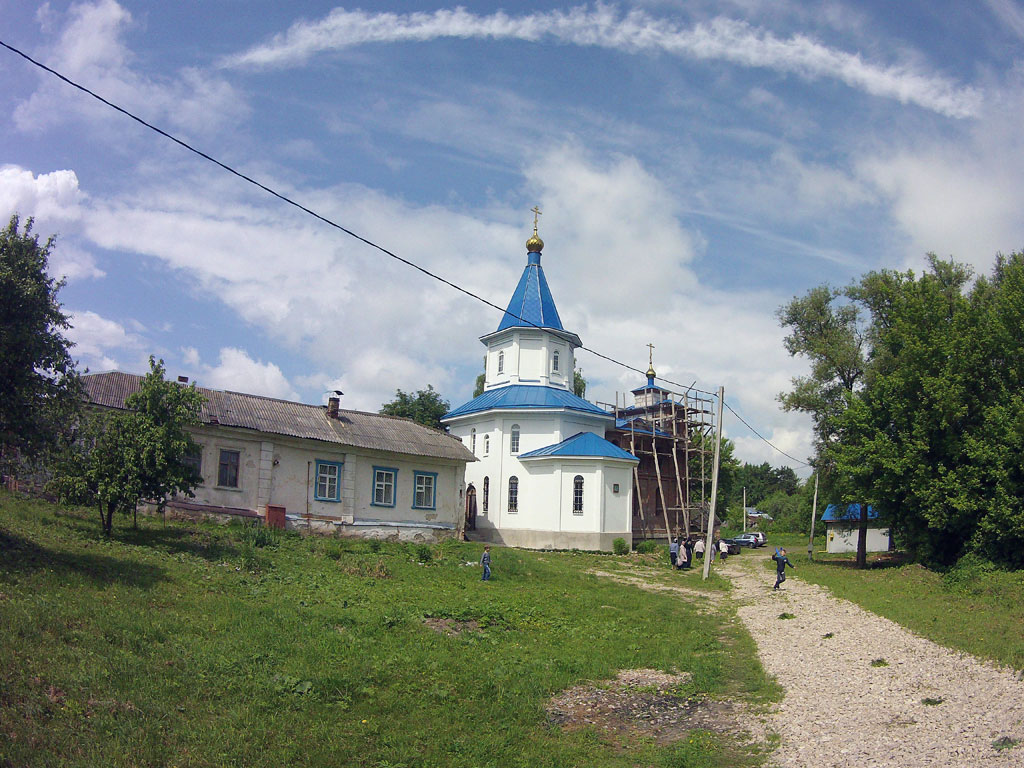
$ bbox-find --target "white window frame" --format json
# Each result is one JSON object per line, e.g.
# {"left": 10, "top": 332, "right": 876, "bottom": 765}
{"left": 573, "top": 475, "right": 584, "bottom": 515}
{"left": 552, "top": 350, "right": 560, "bottom": 373}
{"left": 372, "top": 466, "right": 397, "bottom": 507}
{"left": 483, "top": 434, "right": 490, "bottom": 456}
{"left": 508, "top": 476, "right": 519, "bottom": 514}
{"left": 315, "top": 460, "right": 342, "bottom": 502}
{"left": 497, "top": 350, "right": 505, "bottom": 374}
{"left": 510, "top": 424, "right": 520, "bottom": 454}
{"left": 413, "top": 471, "right": 437, "bottom": 510}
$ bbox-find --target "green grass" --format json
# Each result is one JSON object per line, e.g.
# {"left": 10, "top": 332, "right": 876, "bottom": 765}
{"left": 0, "top": 491, "right": 775, "bottom": 768}
{"left": 766, "top": 533, "right": 1024, "bottom": 670}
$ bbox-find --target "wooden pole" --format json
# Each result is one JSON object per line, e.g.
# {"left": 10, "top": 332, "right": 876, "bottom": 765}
{"left": 808, "top": 473, "right": 819, "bottom": 561}
{"left": 743, "top": 486, "right": 747, "bottom": 532}
{"left": 651, "top": 430, "right": 672, "bottom": 543}
{"left": 702, "top": 386, "right": 725, "bottom": 581}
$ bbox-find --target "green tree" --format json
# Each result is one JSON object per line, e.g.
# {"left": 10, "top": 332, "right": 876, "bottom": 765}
{"left": 0, "top": 215, "right": 82, "bottom": 474}
{"left": 573, "top": 367, "right": 587, "bottom": 398}
{"left": 473, "top": 357, "right": 486, "bottom": 398}
{"left": 380, "top": 385, "right": 450, "bottom": 431}
{"left": 50, "top": 358, "right": 204, "bottom": 535}
{"left": 783, "top": 254, "right": 1024, "bottom": 568}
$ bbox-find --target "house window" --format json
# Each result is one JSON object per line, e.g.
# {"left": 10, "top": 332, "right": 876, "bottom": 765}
{"left": 552, "top": 350, "right": 560, "bottom": 373}
{"left": 413, "top": 471, "right": 437, "bottom": 510}
{"left": 470, "top": 428, "right": 476, "bottom": 454}
{"left": 483, "top": 434, "right": 490, "bottom": 456}
{"left": 508, "top": 476, "right": 519, "bottom": 513}
{"left": 482, "top": 477, "right": 489, "bottom": 512}
{"left": 573, "top": 475, "right": 584, "bottom": 514}
{"left": 217, "top": 449, "right": 240, "bottom": 488}
{"left": 497, "top": 350, "right": 504, "bottom": 374}
{"left": 183, "top": 445, "right": 202, "bottom": 482}
{"left": 315, "top": 460, "right": 342, "bottom": 502}
{"left": 372, "top": 466, "right": 397, "bottom": 507}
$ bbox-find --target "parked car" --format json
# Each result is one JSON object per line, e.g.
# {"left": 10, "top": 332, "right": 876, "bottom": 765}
{"left": 731, "top": 533, "right": 761, "bottom": 548}
{"left": 750, "top": 531, "right": 767, "bottom": 546}
{"left": 719, "top": 538, "right": 743, "bottom": 554}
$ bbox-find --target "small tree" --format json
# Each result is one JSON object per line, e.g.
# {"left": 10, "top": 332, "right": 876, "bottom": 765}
{"left": 379, "top": 385, "right": 450, "bottom": 431}
{"left": 0, "top": 215, "right": 82, "bottom": 475}
{"left": 573, "top": 367, "right": 587, "bottom": 398}
{"left": 50, "top": 358, "right": 204, "bottom": 535}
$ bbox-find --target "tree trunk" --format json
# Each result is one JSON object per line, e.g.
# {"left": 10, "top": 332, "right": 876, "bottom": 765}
{"left": 103, "top": 503, "right": 114, "bottom": 536}
{"left": 856, "top": 504, "right": 868, "bottom": 568}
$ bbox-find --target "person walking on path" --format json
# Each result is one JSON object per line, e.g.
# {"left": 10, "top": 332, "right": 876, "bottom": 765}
{"left": 669, "top": 537, "right": 679, "bottom": 568}
{"left": 694, "top": 538, "right": 705, "bottom": 559}
{"left": 480, "top": 545, "right": 492, "bottom": 581}
{"left": 772, "top": 547, "right": 794, "bottom": 589}
{"left": 718, "top": 538, "right": 730, "bottom": 562}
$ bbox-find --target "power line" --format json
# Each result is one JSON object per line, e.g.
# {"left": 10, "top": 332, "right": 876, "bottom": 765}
{"left": 0, "top": 37, "right": 806, "bottom": 468}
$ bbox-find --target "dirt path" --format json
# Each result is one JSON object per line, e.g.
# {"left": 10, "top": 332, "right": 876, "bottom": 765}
{"left": 724, "top": 555, "right": 1024, "bottom": 767}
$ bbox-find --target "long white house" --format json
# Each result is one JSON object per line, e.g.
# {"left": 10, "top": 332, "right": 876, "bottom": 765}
{"left": 442, "top": 226, "right": 638, "bottom": 550}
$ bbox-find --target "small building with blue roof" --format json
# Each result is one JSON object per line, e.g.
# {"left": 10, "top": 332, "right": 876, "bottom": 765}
{"left": 442, "top": 219, "right": 638, "bottom": 551}
{"left": 821, "top": 503, "right": 892, "bottom": 554}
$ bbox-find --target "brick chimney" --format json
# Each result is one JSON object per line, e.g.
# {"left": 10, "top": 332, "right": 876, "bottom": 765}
{"left": 327, "top": 396, "right": 340, "bottom": 419}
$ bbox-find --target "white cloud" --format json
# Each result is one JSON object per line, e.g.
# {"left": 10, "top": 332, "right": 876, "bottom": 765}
{"left": 0, "top": 165, "right": 85, "bottom": 226}
{"left": 194, "top": 348, "right": 300, "bottom": 401}
{"left": 226, "top": 5, "right": 980, "bottom": 117}
{"left": 66, "top": 309, "right": 145, "bottom": 371}
{"left": 857, "top": 77, "right": 1024, "bottom": 269}
{"left": 14, "top": 0, "right": 249, "bottom": 136}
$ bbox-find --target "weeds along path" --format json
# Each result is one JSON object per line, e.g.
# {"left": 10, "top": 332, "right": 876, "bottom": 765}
{"left": 725, "top": 555, "right": 1024, "bottom": 767}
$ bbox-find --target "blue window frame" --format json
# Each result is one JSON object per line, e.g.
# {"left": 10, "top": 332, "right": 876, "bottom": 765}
{"left": 372, "top": 466, "right": 398, "bottom": 507}
{"left": 413, "top": 471, "right": 438, "bottom": 510}
{"left": 315, "top": 460, "right": 343, "bottom": 502}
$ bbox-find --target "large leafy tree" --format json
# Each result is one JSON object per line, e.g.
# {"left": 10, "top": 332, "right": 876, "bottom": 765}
{"left": 380, "top": 385, "right": 450, "bottom": 431}
{"left": 50, "top": 358, "right": 204, "bottom": 535}
{"left": 782, "top": 254, "right": 1024, "bottom": 568}
{"left": 0, "top": 215, "right": 82, "bottom": 473}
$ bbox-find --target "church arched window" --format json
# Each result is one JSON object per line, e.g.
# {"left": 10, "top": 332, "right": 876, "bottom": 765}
{"left": 470, "top": 428, "right": 476, "bottom": 454}
{"left": 552, "top": 350, "right": 560, "bottom": 373}
{"left": 508, "top": 476, "right": 519, "bottom": 513}
{"left": 483, "top": 476, "right": 489, "bottom": 512}
{"left": 510, "top": 424, "right": 520, "bottom": 453}
{"left": 483, "top": 434, "right": 490, "bottom": 456}
{"left": 573, "top": 475, "right": 584, "bottom": 514}
{"left": 497, "top": 350, "right": 504, "bottom": 374}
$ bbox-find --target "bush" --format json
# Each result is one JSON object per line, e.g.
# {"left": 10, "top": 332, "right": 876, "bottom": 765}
{"left": 612, "top": 537, "right": 629, "bottom": 555}
{"left": 414, "top": 544, "right": 433, "bottom": 563}
{"left": 636, "top": 539, "right": 659, "bottom": 554}
{"left": 368, "top": 539, "right": 382, "bottom": 553}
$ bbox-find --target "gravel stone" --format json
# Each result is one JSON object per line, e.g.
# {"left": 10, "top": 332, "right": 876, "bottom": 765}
{"left": 727, "top": 556, "right": 1024, "bottom": 767}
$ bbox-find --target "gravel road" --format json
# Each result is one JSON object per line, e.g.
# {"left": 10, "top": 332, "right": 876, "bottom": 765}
{"left": 726, "top": 555, "right": 1024, "bottom": 767}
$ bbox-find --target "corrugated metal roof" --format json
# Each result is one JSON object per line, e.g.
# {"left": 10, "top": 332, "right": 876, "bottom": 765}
{"left": 822, "top": 503, "right": 879, "bottom": 522}
{"left": 519, "top": 431, "right": 638, "bottom": 461}
{"left": 496, "top": 252, "right": 565, "bottom": 332}
{"left": 81, "top": 372, "right": 476, "bottom": 463}
{"left": 443, "top": 384, "right": 611, "bottom": 420}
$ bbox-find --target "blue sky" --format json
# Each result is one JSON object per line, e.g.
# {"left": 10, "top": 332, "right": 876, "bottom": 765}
{"left": 2, "top": 0, "right": 1023, "bottom": 471}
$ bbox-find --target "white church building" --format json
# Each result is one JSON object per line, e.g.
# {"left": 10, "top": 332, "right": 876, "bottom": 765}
{"left": 442, "top": 224, "right": 638, "bottom": 551}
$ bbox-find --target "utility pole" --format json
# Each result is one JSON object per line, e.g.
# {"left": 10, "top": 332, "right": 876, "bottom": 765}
{"left": 742, "top": 486, "right": 746, "bottom": 532}
{"left": 807, "top": 473, "right": 819, "bottom": 561}
{"left": 702, "top": 386, "right": 725, "bottom": 581}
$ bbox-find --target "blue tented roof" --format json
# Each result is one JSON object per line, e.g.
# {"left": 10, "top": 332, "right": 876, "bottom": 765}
{"left": 614, "top": 417, "right": 672, "bottom": 438}
{"left": 519, "top": 431, "right": 638, "bottom": 461}
{"left": 822, "top": 503, "right": 878, "bottom": 522}
{"left": 442, "top": 385, "right": 611, "bottom": 421}
{"left": 496, "top": 252, "right": 565, "bottom": 332}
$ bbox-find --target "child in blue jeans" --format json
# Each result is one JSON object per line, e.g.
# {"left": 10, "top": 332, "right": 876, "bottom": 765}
{"left": 480, "top": 546, "right": 491, "bottom": 581}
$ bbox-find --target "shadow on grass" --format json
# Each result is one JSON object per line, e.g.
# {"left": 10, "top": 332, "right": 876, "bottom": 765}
{"left": 810, "top": 551, "right": 913, "bottom": 570}
{"left": 116, "top": 525, "right": 242, "bottom": 563}
{"left": 0, "top": 528, "right": 167, "bottom": 588}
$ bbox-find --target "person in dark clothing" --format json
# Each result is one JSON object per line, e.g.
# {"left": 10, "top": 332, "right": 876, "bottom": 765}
{"left": 772, "top": 548, "right": 794, "bottom": 589}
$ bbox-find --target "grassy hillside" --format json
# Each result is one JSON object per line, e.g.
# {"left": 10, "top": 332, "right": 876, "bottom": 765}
{"left": 0, "top": 492, "right": 775, "bottom": 768}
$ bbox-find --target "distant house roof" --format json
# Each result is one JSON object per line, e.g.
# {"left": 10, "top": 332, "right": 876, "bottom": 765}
{"left": 519, "top": 431, "right": 638, "bottom": 461}
{"left": 442, "top": 384, "right": 611, "bottom": 421}
{"left": 822, "top": 503, "right": 879, "bottom": 522}
{"left": 81, "top": 371, "right": 475, "bottom": 463}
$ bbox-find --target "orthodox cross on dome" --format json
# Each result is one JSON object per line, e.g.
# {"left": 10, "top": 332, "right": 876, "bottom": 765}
{"left": 646, "top": 343, "right": 656, "bottom": 379}
{"left": 526, "top": 205, "right": 544, "bottom": 253}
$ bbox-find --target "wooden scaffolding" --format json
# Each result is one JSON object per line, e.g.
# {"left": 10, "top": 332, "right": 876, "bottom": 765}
{"left": 598, "top": 386, "right": 718, "bottom": 543}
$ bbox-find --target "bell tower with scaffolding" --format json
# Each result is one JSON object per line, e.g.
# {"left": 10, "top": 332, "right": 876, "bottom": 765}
{"left": 598, "top": 349, "right": 719, "bottom": 542}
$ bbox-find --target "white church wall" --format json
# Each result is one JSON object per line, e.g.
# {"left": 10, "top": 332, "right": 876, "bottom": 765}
{"left": 602, "top": 465, "right": 634, "bottom": 535}
{"left": 517, "top": 333, "right": 544, "bottom": 382}
{"left": 557, "top": 463, "right": 600, "bottom": 533}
